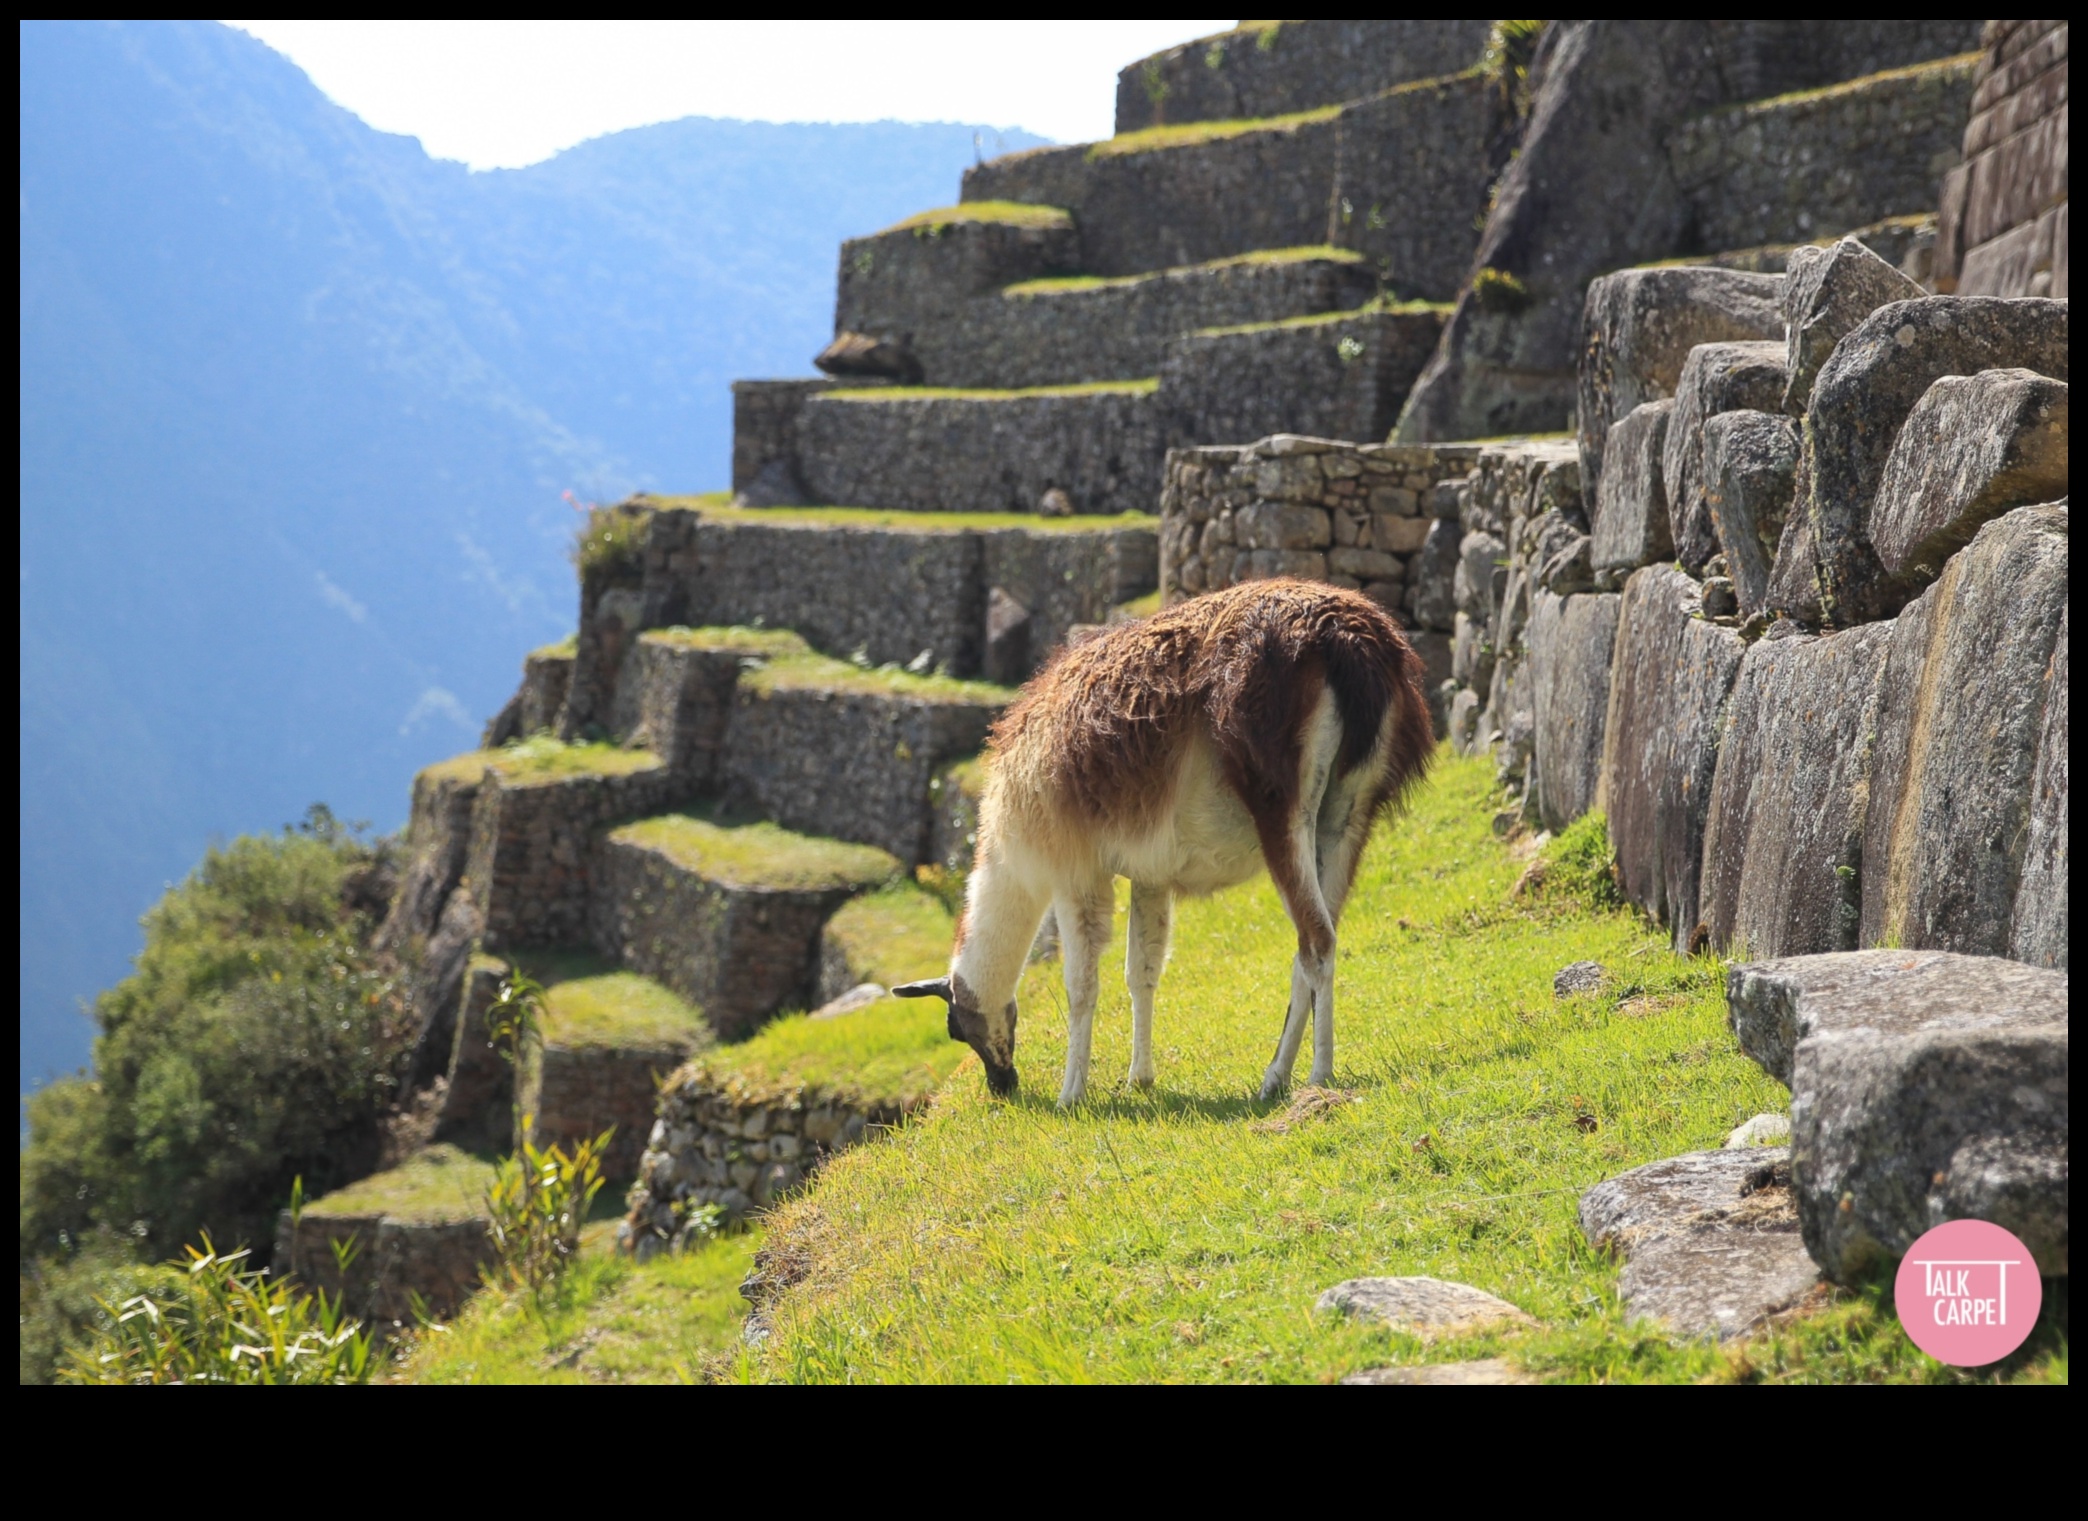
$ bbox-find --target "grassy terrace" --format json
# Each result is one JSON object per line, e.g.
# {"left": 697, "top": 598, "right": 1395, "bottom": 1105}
{"left": 421, "top": 736, "right": 662, "bottom": 787}
{"left": 680, "top": 995, "right": 967, "bottom": 1112}
{"left": 651, "top": 493, "right": 1159, "bottom": 536}
{"left": 639, "top": 624, "right": 808, "bottom": 657}
{"left": 742, "top": 650, "right": 1015, "bottom": 706}
{"left": 512, "top": 953, "right": 716, "bottom": 1051}
{"left": 886, "top": 201, "right": 1073, "bottom": 233}
{"left": 745, "top": 751, "right": 2066, "bottom": 1384}
{"left": 306, "top": 1144, "right": 498, "bottom": 1224}
{"left": 1192, "top": 297, "right": 1451, "bottom": 339}
{"left": 821, "top": 881, "right": 959, "bottom": 990}
{"left": 609, "top": 811, "right": 900, "bottom": 894}
{"left": 1002, "top": 244, "right": 1365, "bottom": 297}
{"left": 1089, "top": 104, "right": 1342, "bottom": 159}
{"left": 816, "top": 379, "right": 1160, "bottom": 402}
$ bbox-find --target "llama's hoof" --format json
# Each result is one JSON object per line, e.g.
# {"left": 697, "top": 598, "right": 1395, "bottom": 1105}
{"left": 1257, "top": 1072, "right": 1290, "bottom": 1103}
{"left": 1128, "top": 1068, "right": 1156, "bottom": 1090}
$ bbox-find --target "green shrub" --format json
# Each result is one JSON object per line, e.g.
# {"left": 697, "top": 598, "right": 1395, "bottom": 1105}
{"left": 1470, "top": 265, "right": 1533, "bottom": 313}
{"left": 20, "top": 808, "right": 407, "bottom": 1267}
{"left": 570, "top": 501, "right": 651, "bottom": 582}
{"left": 19, "top": 1231, "right": 186, "bottom": 1385}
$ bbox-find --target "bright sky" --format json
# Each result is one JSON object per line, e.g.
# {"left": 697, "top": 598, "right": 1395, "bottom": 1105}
{"left": 224, "top": 20, "right": 1235, "bottom": 170}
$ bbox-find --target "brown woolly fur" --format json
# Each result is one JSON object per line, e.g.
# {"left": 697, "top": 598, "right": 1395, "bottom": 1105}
{"left": 985, "top": 579, "right": 1433, "bottom": 884}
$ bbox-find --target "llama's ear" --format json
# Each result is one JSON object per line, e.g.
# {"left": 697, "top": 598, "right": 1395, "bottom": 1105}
{"left": 891, "top": 978, "right": 953, "bottom": 1004}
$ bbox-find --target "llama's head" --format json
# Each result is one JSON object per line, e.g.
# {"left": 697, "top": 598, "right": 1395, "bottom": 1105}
{"left": 891, "top": 973, "right": 1017, "bottom": 1096}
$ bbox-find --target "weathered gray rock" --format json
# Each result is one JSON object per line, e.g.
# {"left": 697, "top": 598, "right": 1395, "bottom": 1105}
{"left": 1591, "top": 400, "right": 1675, "bottom": 572}
{"left": 1536, "top": 533, "right": 1594, "bottom": 595}
{"left": 1726, "top": 951, "right": 2069, "bottom": 1280}
{"left": 1804, "top": 296, "right": 2069, "bottom": 626}
{"left": 1341, "top": 1359, "right": 1539, "bottom": 1385}
{"left": 1663, "top": 341, "right": 1788, "bottom": 571}
{"left": 1869, "top": 369, "right": 2069, "bottom": 583}
{"left": 1447, "top": 685, "right": 1483, "bottom": 757}
{"left": 1578, "top": 266, "right": 1786, "bottom": 503}
{"left": 1580, "top": 1148, "right": 1820, "bottom": 1339}
{"left": 1725, "top": 1113, "right": 1790, "bottom": 1149}
{"left": 1315, "top": 1277, "right": 1535, "bottom": 1334}
{"left": 1527, "top": 590, "right": 1621, "bottom": 833}
{"left": 1781, "top": 237, "right": 1927, "bottom": 415}
{"left": 1598, "top": 566, "right": 1748, "bottom": 949}
{"left": 2011, "top": 605, "right": 2068, "bottom": 970}
{"left": 1861, "top": 504, "right": 2069, "bottom": 955}
{"left": 1402, "top": 517, "right": 1461, "bottom": 633}
{"left": 1702, "top": 410, "right": 1800, "bottom": 619}
{"left": 1454, "top": 532, "right": 1505, "bottom": 621}
{"left": 1554, "top": 960, "right": 1606, "bottom": 998}
{"left": 1451, "top": 611, "right": 1493, "bottom": 694}
{"left": 1761, "top": 486, "right": 1824, "bottom": 626}
{"left": 1698, "top": 623, "right": 1892, "bottom": 960}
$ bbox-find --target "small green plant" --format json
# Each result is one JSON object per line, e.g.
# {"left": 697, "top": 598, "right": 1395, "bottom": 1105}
{"left": 1471, "top": 265, "right": 1533, "bottom": 313}
{"left": 1141, "top": 58, "right": 1168, "bottom": 107}
{"left": 1254, "top": 22, "right": 1281, "bottom": 53}
{"left": 1481, "top": 19, "right": 1547, "bottom": 109}
{"left": 59, "top": 1234, "right": 375, "bottom": 1385}
{"left": 483, "top": 1128, "right": 613, "bottom": 1304}
{"left": 1203, "top": 41, "right": 1225, "bottom": 70}
{"left": 569, "top": 499, "right": 650, "bottom": 581}
{"left": 1335, "top": 335, "right": 1366, "bottom": 365}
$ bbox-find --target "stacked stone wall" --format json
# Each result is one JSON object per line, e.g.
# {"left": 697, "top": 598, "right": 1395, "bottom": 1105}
{"left": 1937, "top": 21, "right": 2068, "bottom": 298}
{"left": 524, "top": 1038, "right": 699, "bottom": 1182}
{"left": 1113, "top": 20, "right": 1492, "bottom": 135}
{"left": 730, "top": 380, "right": 831, "bottom": 502}
{"left": 276, "top": 1211, "right": 494, "bottom": 1328}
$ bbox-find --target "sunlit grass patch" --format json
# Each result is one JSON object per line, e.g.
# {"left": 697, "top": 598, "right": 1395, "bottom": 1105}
{"left": 684, "top": 997, "right": 968, "bottom": 1113}
{"left": 420, "top": 737, "right": 662, "bottom": 787}
{"left": 610, "top": 811, "right": 900, "bottom": 894}
{"left": 821, "top": 881, "right": 957, "bottom": 991}
{"left": 744, "top": 651, "right": 1014, "bottom": 706}
{"left": 885, "top": 201, "right": 1073, "bottom": 234}
{"left": 305, "top": 1144, "right": 497, "bottom": 1225}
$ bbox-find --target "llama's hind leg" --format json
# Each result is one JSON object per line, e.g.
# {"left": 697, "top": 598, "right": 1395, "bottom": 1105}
{"left": 1125, "top": 883, "right": 1172, "bottom": 1089}
{"left": 1055, "top": 879, "right": 1113, "bottom": 1109}
{"left": 1305, "top": 772, "right": 1373, "bottom": 1087}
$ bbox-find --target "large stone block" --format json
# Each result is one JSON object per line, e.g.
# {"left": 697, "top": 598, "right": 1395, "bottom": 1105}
{"left": 1668, "top": 53, "right": 1980, "bottom": 258}
{"left": 1526, "top": 590, "right": 1621, "bottom": 832}
{"left": 1113, "top": 20, "right": 1491, "bottom": 134}
{"left": 432, "top": 956, "right": 514, "bottom": 1157}
{"left": 720, "top": 659, "right": 1009, "bottom": 864}
{"left": 1598, "top": 566, "right": 1748, "bottom": 949}
{"left": 1454, "top": 531, "right": 1505, "bottom": 622}
{"left": 1662, "top": 341, "right": 1787, "bottom": 572}
{"left": 1869, "top": 368, "right": 2069, "bottom": 583}
{"left": 591, "top": 815, "right": 899, "bottom": 1041}
{"left": 962, "top": 116, "right": 1339, "bottom": 279}
{"left": 1161, "top": 306, "right": 1445, "bottom": 448}
{"left": 2010, "top": 603, "right": 2068, "bottom": 970}
{"left": 1402, "top": 516, "right": 1460, "bottom": 633}
{"left": 1580, "top": 1148, "right": 1820, "bottom": 1338}
{"left": 483, "top": 645, "right": 575, "bottom": 749}
{"left": 1327, "top": 69, "right": 1502, "bottom": 302}
{"left": 798, "top": 384, "right": 1163, "bottom": 518}
{"left": 1577, "top": 268, "right": 1784, "bottom": 505}
{"left": 1803, "top": 295, "right": 2068, "bottom": 626}
{"left": 1701, "top": 410, "right": 1801, "bottom": 619}
{"left": 730, "top": 379, "right": 831, "bottom": 502}
{"left": 1699, "top": 624, "right": 1892, "bottom": 960}
{"left": 1591, "top": 401, "right": 1675, "bottom": 573}
{"left": 1726, "top": 950, "right": 2070, "bottom": 1280}
{"left": 608, "top": 627, "right": 805, "bottom": 787}
{"left": 1780, "top": 236, "right": 1927, "bottom": 415}
{"left": 1861, "top": 503, "right": 2069, "bottom": 954}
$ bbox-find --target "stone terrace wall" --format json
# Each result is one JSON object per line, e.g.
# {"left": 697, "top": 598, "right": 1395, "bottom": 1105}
{"left": 525, "top": 1037, "right": 700, "bottom": 1182}
{"left": 1114, "top": 20, "right": 1492, "bottom": 135}
{"left": 1936, "top": 20, "right": 2069, "bottom": 298}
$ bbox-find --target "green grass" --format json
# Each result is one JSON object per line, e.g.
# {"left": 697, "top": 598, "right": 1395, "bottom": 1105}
{"left": 610, "top": 812, "right": 900, "bottom": 894}
{"left": 1091, "top": 104, "right": 1342, "bottom": 159}
{"left": 745, "top": 750, "right": 2067, "bottom": 1383}
{"left": 638, "top": 625, "right": 808, "bottom": 657}
{"left": 1190, "top": 297, "right": 1450, "bottom": 340}
{"left": 820, "top": 881, "right": 958, "bottom": 990}
{"left": 539, "top": 969, "right": 714, "bottom": 1052}
{"left": 400, "top": 1227, "right": 761, "bottom": 1384}
{"left": 744, "top": 651, "right": 1015, "bottom": 706}
{"left": 680, "top": 997, "right": 969, "bottom": 1111}
{"left": 421, "top": 737, "right": 662, "bottom": 787}
{"left": 1114, "top": 590, "right": 1164, "bottom": 619}
{"left": 652, "top": 493, "right": 1159, "bottom": 536}
{"left": 530, "top": 634, "right": 577, "bottom": 660}
{"left": 1714, "top": 51, "right": 1981, "bottom": 116}
{"left": 304, "top": 1144, "right": 498, "bottom": 1224}
{"left": 818, "top": 379, "right": 1160, "bottom": 402}
{"left": 1001, "top": 244, "right": 1364, "bottom": 298}
{"left": 885, "top": 201, "right": 1073, "bottom": 234}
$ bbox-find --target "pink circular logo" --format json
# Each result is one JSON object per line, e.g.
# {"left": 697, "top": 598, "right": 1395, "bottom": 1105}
{"left": 1894, "top": 1219, "right": 2044, "bottom": 1367}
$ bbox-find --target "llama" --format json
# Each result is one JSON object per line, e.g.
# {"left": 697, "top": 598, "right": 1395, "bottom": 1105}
{"left": 894, "top": 578, "right": 1434, "bottom": 1106}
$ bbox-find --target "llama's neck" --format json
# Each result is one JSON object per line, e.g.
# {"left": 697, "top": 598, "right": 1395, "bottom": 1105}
{"left": 949, "top": 847, "right": 1048, "bottom": 1011}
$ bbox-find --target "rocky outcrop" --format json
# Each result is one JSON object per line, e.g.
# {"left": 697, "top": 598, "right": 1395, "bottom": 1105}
{"left": 1868, "top": 368, "right": 2069, "bottom": 583}
{"left": 2012, "top": 606, "right": 2069, "bottom": 970}
{"left": 1701, "top": 410, "right": 1800, "bottom": 619}
{"left": 1698, "top": 624, "right": 1892, "bottom": 959}
{"left": 1579, "top": 1148, "right": 1820, "bottom": 1338}
{"left": 1860, "top": 503, "right": 2069, "bottom": 956}
{"left": 1802, "top": 295, "right": 2068, "bottom": 627}
{"left": 1598, "top": 566, "right": 1747, "bottom": 949}
{"left": 1727, "top": 950, "right": 2070, "bottom": 1281}
{"left": 1525, "top": 589, "right": 1620, "bottom": 832}
{"left": 1662, "top": 341, "right": 1787, "bottom": 572}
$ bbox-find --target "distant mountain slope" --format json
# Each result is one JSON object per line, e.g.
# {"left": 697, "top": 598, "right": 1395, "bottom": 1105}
{"left": 19, "top": 18, "right": 1045, "bottom": 1086}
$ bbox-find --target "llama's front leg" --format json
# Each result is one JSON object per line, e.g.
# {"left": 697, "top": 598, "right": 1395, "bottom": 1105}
{"left": 1125, "top": 883, "right": 1172, "bottom": 1089}
{"left": 1055, "top": 883, "right": 1113, "bottom": 1109}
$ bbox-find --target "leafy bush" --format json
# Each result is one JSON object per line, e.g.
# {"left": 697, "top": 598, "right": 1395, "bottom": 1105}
{"left": 19, "top": 1231, "right": 187, "bottom": 1384}
{"left": 570, "top": 501, "right": 651, "bottom": 582}
{"left": 59, "top": 1235, "right": 374, "bottom": 1386}
{"left": 20, "top": 807, "right": 408, "bottom": 1268}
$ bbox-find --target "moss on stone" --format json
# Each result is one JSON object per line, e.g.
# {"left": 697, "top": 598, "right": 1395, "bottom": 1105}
{"left": 677, "top": 998, "right": 967, "bottom": 1110}
{"left": 609, "top": 812, "right": 901, "bottom": 894}
{"left": 822, "top": 882, "right": 957, "bottom": 990}
{"left": 650, "top": 494, "right": 1159, "bottom": 536}
{"left": 885, "top": 201, "right": 1074, "bottom": 234}
{"left": 304, "top": 1144, "right": 498, "bottom": 1223}
{"left": 420, "top": 738, "right": 664, "bottom": 787}
{"left": 1089, "top": 104, "right": 1342, "bottom": 160}
{"left": 744, "top": 651, "right": 1015, "bottom": 706}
